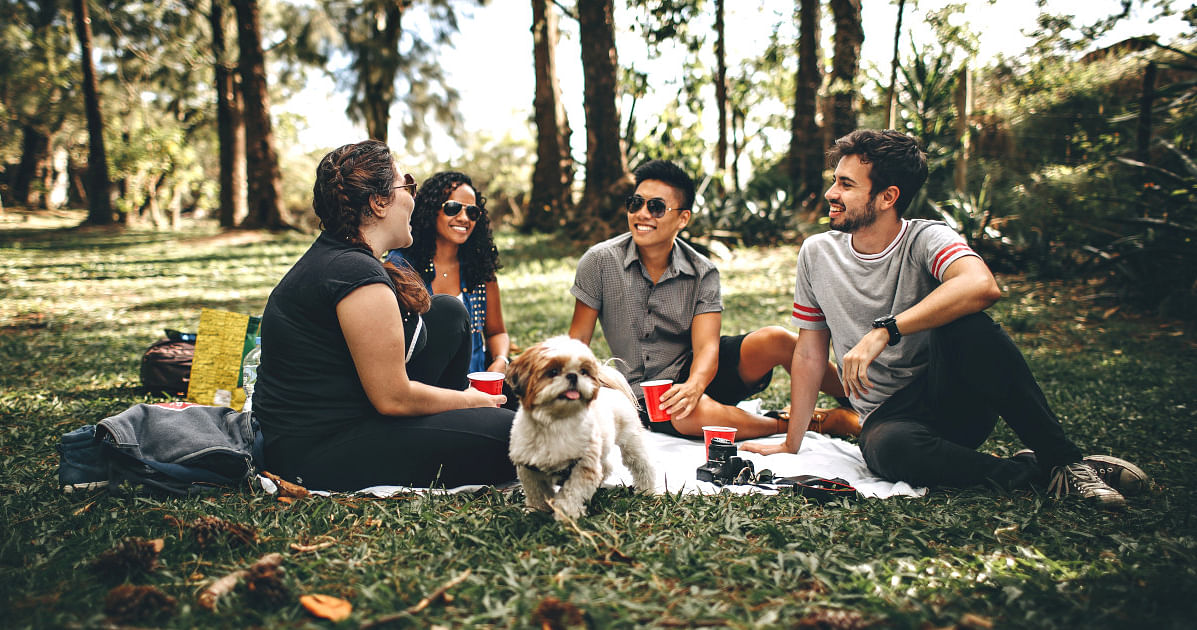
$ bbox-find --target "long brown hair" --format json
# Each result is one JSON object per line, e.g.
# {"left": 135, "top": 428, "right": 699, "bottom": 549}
{"left": 313, "top": 140, "right": 430, "bottom": 314}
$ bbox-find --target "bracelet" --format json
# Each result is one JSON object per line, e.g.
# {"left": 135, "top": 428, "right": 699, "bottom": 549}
{"left": 495, "top": 355, "right": 509, "bottom": 364}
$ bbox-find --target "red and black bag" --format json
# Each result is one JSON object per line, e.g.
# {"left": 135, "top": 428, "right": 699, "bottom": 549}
{"left": 140, "top": 330, "right": 196, "bottom": 397}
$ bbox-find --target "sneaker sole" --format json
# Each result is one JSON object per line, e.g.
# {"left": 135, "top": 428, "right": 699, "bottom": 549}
{"left": 1084, "top": 455, "right": 1149, "bottom": 497}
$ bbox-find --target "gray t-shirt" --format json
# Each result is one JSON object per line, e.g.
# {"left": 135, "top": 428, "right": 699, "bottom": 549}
{"left": 791, "top": 219, "right": 979, "bottom": 420}
{"left": 572, "top": 233, "right": 722, "bottom": 396}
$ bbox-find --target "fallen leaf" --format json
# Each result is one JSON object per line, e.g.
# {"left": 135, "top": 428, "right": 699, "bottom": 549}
{"left": 301, "top": 593, "right": 352, "bottom": 622}
{"left": 261, "top": 470, "right": 310, "bottom": 499}
{"left": 277, "top": 496, "right": 294, "bottom": 504}
{"left": 960, "top": 612, "right": 994, "bottom": 629}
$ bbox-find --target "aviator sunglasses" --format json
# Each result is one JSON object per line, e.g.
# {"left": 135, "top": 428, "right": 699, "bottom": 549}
{"left": 624, "top": 194, "right": 682, "bottom": 219}
{"left": 442, "top": 200, "right": 482, "bottom": 221}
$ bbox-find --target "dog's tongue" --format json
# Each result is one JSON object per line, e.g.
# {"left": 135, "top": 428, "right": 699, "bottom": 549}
{"left": 564, "top": 390, "right": 581, "bottom": 400}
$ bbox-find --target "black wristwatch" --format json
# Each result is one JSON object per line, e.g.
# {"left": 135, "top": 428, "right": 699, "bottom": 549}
{"left": 872, "top": 316, "right": 902, "bottom": 346}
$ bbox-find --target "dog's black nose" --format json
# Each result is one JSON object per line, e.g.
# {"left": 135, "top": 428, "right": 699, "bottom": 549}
{"left": 566, "top": 372, "right": 578, "bottom": 385}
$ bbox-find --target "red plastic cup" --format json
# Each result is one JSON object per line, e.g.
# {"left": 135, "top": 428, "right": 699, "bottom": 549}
{"left": 641, "top": 379, "right": 673, "bottom": 422}
{"left": 702, "top": 426, "right": 737, "bottom": 453}
{"left": 467, "top": 371, "right": 505, "bottom": 396}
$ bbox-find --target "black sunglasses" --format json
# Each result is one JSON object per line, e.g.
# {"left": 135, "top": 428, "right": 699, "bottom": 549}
{"left": 442, "top": 200, "right": 482, "bottom": 221}
{"left": 624, "top": 194, "right": 681, "bottom": 219}
{"left": 392, "top": 173, "right": 418, "bottom": 196}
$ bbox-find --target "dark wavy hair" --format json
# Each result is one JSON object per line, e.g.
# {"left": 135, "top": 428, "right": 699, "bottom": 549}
{"left": 312, "top": 140, "right": 429, "bottom": 313}
{"left": 633, "top": 159, "right": 696, "bottom": 211}
{"left": 827, "top": 129, "right": 928, "bottom": 216}
{"left": 402, "top": 171, "right": 501, "bottom": 287}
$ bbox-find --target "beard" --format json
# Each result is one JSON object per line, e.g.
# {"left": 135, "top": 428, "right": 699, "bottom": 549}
{"left": 829, "top": 195, "right": 880, "bottom": 233}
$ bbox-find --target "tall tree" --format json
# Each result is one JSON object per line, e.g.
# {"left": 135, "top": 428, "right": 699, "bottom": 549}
{"left": 827, "top": 0, "right": 862, "bottom": 143}
{"left": 574, "top": 0, "right": 631, "bottom": 240}
{"left": 527, "top": 0, "right": 573, "bottom": 233}
{"left": 232, "top": 0, "right": 289, "bottom": 230}
{"left": 4, "top": 0, "right": 73, "bottom": 209}
{"left": 886, "top": 0, "right": 906, "bottom": 128}
{"left": 788, "top": 0, "right": 822, "bottom": 207}
{"left": 71, "top": 0, "right": 114, "bottom": 224}
{"left": 209, "top": 0, "right": 247, "bottom": 228}
{"left": 714, "top": 0, "right": 728, "bottom": 176}
{"left": 330, "top": 0, "right": 403, "bottom": 142}
{"left": 320, "top": 0, "right": 468, "bottom": 147}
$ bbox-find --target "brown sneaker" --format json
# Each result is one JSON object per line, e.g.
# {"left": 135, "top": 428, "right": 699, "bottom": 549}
{"left": 809, "top": 407, "right": 861, "bottom": 438}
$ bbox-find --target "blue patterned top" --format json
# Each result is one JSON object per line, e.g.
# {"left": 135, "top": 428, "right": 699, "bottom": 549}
{"left": 385, "top": 249, "right": 488, "bottom": 373}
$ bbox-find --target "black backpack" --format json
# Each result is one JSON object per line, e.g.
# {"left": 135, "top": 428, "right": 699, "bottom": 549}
{"left": 140, "top": 330, "right": 196, "bottom": 397}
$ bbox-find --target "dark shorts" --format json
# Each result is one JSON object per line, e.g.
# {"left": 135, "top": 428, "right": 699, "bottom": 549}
{"left": 639, "top": 333, "right": 773, "bottom": 438}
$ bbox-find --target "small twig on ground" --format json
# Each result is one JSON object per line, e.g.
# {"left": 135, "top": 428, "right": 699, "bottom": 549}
{"left": 359, "top": 569, "right": 472, "bottom": 629}
{"left": 197, "top": 552, "right": 283, "bottom": 610}
{"left": 289, "top": 537, "right": 336, "bottom": 553}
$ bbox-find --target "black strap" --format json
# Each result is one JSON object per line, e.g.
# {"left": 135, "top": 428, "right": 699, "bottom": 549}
{"left": 774, "top": 475, "right": 857, "bottom": 501}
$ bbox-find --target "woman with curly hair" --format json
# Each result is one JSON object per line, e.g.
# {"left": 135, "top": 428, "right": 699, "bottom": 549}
{"left": 253, "top": 141, "right": 516, "bottom": 491}
{"left": 386, "top": 171, "right": 511, "bottom": 376}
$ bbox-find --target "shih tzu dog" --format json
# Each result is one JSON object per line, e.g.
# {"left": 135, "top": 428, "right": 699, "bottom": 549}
{"left": 506, "top": 336, "right": 657, "bottom": 521}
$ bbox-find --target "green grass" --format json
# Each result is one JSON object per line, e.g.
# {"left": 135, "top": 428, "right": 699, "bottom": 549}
{"left": 2, "top": 210, "right": 1195, "bottom": 628}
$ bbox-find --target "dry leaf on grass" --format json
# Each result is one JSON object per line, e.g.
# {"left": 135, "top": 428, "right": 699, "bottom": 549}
{"left": 261, "top": 470, "right": 310, "bottom": 498}
{"left": 960, "top": 613, "right": 994, "bottom": 629}
{"left": 300, "top": 593, "right": 353, "bottom": 622}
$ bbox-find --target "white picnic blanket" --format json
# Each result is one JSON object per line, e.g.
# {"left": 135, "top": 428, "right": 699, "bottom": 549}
{"left": 258, "top": 429, "right": 926, "bottom": 500}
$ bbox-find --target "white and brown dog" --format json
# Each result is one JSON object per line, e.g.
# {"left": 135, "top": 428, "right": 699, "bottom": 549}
{"left": 506, "top": 336, "right": 657, "bottom": 520}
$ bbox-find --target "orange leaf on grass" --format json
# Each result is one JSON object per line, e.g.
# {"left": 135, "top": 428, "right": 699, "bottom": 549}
{"left": 300, "top": 594, "right": 352, "bottom": 622}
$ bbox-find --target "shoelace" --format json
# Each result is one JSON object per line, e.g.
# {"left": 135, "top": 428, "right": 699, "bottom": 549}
{"left": 1048, "top": 462, "right": 1106, "bottom": 499}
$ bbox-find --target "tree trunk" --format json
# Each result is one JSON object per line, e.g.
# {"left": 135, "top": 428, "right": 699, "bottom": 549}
{"left": 233, "top": 0, "right": 290, "bottom": 230}
{"left": 1137, "top": 61, "right": 1156, "bottom": 163}
{"left": 954, "top": 64, "right": 972, "bottom": 193}
{"left": 71, "top": 0, "right": 115, "bottom": 225}
{"left": 714, "top": 0, "right": 728, "bottom": 177}
{"left": 573, "top": 0, "right": 632, "bottom": 241}
{"left": 210, "top": 0, "right": 247, "bottom": 228}
{"left": 11, "top": 125, "right": 51, "bottom": 208}
{"left": 789, "top": 0, "right": 822, "bottom": 208}
{"left": 359, "top": 2, "right": 403, "bottom": 142}
{"left": 527, "top": 0, "right": 574, "bottom": 233}
{"left": 886, "top": 0, "right": 906, "bottom": 129}
{"left": 828, "top": 0, "right": 863, "bottom": 144}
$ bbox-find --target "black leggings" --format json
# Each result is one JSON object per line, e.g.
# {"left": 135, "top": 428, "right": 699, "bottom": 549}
{"left": 858, "top": 312, "right": 1083, "bottom": 489}
{"left": 265, "top": 295, "right": 516, "bottom": 490}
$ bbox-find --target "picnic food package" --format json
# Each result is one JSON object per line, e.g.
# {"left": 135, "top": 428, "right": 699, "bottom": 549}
{"left": 186, "top": 308, "right": 261, "bottom": 411}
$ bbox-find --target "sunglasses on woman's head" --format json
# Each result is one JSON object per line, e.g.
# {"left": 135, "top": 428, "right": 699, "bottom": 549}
{"left": 392, "top": 173, "right": 418, "bottom": 196}
{"left": 442, "top": 200, "right": 482, "bottom": 221}
{"left": 624, "top": 194, "right": 679, "bottom": 219}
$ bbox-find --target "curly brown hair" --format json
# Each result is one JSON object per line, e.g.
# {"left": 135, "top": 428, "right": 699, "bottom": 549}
{"left": 312, "top": 140, "right": 429, "bottom": 314}
{"left": 403, "top": 171, "right": 501, "bottom": 288}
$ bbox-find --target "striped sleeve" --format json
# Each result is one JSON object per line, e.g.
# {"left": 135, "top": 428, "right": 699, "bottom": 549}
{"left": 922, "top": 227, "right": 980, "bottom": 281}
{"left": 791, "top": 244, "right": 828, "bottom": 330}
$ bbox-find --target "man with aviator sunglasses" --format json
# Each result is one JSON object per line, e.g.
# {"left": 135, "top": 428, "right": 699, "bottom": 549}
{"left": 569, "top": 160, "right": 853, "bottom": 440}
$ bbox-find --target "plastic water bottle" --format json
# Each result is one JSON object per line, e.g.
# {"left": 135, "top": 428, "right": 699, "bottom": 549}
{"left": 242, "top": 336, "right": 262, "bottom": 413}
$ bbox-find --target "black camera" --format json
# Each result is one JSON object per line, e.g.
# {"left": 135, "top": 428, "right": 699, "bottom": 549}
{"left": 696, "top": 437, "right": 755, "bottom": 485}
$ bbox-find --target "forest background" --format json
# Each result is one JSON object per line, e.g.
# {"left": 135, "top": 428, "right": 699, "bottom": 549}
{"left": 3, "top": 1, "right": 1197, "bottom": 627}
{"left": 1, "top": 0, "right": 1195, "bottom": 317}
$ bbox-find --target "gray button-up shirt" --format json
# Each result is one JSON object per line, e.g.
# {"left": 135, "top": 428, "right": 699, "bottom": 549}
{"left": 571, "top": 233, "right": 722, "bottom": 396}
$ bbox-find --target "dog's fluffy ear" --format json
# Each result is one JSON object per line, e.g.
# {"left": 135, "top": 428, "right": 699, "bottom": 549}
{"left": 505, "top": 352, "right": 531, "bottom": 399}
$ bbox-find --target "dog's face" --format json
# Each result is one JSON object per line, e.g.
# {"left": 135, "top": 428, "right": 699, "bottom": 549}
{"left": 506, "top": 336, "right": 602, "bottom": 417}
